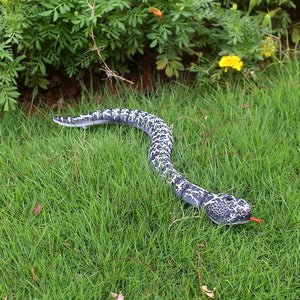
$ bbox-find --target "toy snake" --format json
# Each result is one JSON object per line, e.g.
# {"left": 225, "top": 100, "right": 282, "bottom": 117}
{"left": 53, "top": 108, "right": 262, "bottom": 225}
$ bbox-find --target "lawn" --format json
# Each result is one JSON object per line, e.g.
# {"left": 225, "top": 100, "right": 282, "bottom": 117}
{"left": 0, "top": 60, "right": 299, "bottom": 299}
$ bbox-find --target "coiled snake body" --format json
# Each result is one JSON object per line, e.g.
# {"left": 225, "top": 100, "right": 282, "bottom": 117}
{"left": 53, "top": 108, "right": 253, "bottom": 225}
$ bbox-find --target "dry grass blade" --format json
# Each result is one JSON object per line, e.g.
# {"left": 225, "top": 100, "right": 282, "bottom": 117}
{"left": 87, "top": 0, "right": 134, "bottom": 85}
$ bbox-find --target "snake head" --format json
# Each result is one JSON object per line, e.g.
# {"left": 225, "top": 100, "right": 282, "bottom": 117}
{"left": 204, "top": 193, "right": 252, "bottom": 225}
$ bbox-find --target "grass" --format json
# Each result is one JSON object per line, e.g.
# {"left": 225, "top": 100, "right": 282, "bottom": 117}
{"left": 0, "top": 59, "right": 299, "bottom": 299}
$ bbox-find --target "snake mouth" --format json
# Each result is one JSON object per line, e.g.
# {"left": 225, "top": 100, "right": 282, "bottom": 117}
{"left": 210, "top": 212, "right": 252, "bottom": 225}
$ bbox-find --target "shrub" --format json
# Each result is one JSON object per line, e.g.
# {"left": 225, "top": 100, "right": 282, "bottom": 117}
{"left": 0, "top": 0, "right": 296, "bottom": 111}
{"left": 221, "top": 0, "right": 296, "bottom": 37}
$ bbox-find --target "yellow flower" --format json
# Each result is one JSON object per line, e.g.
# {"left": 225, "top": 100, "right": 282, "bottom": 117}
{"left": 219, "top": 55, "right": 243, "bottom": 72}
{"left": 260, "top": 36, "right": 275, "bottom": 57}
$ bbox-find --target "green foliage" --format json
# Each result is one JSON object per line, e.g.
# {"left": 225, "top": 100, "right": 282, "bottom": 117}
{"left": 221, "top": 0, "right": 296, "bottom": 36}
{"left": 0, "top": 0, "right": 296, "bottom": 111}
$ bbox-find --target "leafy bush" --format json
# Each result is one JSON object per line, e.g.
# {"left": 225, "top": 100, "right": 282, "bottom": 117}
{"left": 0, "top": 0, "right": 296, "bottom": 111}
{"left": 221, "top": 0, "right": 296, "bottom": 36}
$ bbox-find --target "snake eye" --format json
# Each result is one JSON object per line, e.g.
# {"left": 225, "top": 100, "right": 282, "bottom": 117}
{"left": 226, "top": 196, "right": 233, "bottom": 201}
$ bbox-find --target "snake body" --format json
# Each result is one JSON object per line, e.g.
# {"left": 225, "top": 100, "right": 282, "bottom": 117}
{"left": 53, "top": 108, "right": 252, "bottom": 225}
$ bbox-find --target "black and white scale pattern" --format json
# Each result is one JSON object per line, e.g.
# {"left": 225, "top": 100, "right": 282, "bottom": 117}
{"left": 53, "top": 108, "right": 252, "bottom": 225}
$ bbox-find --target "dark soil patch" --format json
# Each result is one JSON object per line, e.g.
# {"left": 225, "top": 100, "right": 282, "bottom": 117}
{"left": 19, "top": 51, "right": 168, "bottom": 114}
